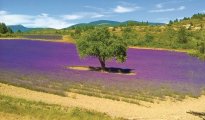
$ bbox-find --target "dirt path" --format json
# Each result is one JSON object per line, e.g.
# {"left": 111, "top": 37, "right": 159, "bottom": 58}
{"left": 0, "top": 83, "right": 204, "bottom": 120}
{"left": 129, "top": 46, "right": 189, "bottom": 53}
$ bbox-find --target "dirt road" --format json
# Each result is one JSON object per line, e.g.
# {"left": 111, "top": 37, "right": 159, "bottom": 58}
{"left": 0, "top": 83, "right": 204, "bottom": 120}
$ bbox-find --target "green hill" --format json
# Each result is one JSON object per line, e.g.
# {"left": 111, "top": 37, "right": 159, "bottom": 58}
{"left": 8, "top": 25, "right": 32, "bottom": 32}
{"left": 67, "top": 20, "right": 165, "bottom": 29}
{"left": 168, "top": 13, "right": 205, "bottom": 30}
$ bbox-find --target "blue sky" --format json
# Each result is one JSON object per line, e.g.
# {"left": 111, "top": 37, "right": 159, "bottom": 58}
{"left": 0, "top": 0, "right": 204, "bottom": 29}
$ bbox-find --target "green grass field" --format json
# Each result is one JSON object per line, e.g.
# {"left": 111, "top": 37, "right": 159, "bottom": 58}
{"left": 0, "top": 94, "right": 120, "bottom": 120}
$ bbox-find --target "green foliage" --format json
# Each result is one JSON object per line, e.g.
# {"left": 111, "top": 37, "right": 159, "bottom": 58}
{"left": 0, "top": 23, "right": 15, "bottom": 37}
{"left": 7, "top": 27, "right": 13, "bottom": 33}
{"left": 191, "top": 13, "right": 205, "bottom": 20}
{"left": 0, "top": 22, "right": 13, "bottom": 35}
{"left": 24, "top": 28, "right": 65, "bottom": 35}
{"left": 70, "top": 25, "right": 95, "bottom": 39}
{"left": 199, "top": 42, "right": 205, "bottom": 54}
{"left": 144, "top": 33, "right": 154, "bottom": 43}
{"left": 174, "top": 19, "right": 179, "bottom": 23}
{"left": 119, "top": 21, "right": 150, "bottom": 27}
{"left": 70, "top": 13, "right": 205, "bottom": 60}
{"left": 177, "top": 27, "right": 188, "bottom": 44}
{"left": 122, "top": 27, "right": 139, "bottom": 45}
{"left": 0, "top": 22, "right": 10, "bottom": 34}
{"left": 70, "top": 24, "right": 95, "bottom": 31}
{"left": 168, "top": 20, "right": 173, "bottom": 26}
{"left": 166, "top": 27, "right": 176, "bottom": 40}
{"left": 71, "top": 29, "right": 82, "bottom": 39}
{"left": 197, "top": 31, "right": 205, "bottom": 54}
{"left": 17, "top": 29, "right": 22, "bottom": 33}
{"left": 76, "top": 27, "right": 127, "bottom": 69}
{"left": 183, "top": 17, "right": 190, "bottom": 20}
{"left": 0, "top": 33, "right": 17, "bottom": 38}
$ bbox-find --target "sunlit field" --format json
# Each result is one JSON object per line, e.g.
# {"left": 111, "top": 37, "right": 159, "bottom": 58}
{"left": 1, "top": 39, "right": 205, "bottom": 104}
{"left": 1, "top": 0, "right": 205, "bottom": 119}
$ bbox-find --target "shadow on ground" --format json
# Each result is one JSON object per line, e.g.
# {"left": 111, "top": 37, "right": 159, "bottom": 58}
{"left": 187, "top": 111, "right": 205, "bottom": 120}
{"left": 89, "top": 67, "right": 134, "bottom": 74}
{"left": 68, "top": 66, "right": 135, "bottom": 75}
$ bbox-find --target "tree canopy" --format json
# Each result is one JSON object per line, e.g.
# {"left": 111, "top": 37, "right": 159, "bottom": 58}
{"left": 0, "top": 22, "right": 13, "bottom": 34}
{"left": 178, "top": 27, "right": 188, "bottom": 44}
{"left": 76, "top": 27, "right": 127, "bottom": 70}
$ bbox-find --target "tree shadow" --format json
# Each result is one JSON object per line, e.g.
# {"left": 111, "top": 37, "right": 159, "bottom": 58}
{"left": 187, "top": 111, "right": 205, "bottom": 120}
{"left": 88, "top": 66, "right": 135, "bottom": 75}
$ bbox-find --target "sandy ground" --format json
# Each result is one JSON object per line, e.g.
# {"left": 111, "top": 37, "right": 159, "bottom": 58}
{"left": 0, "top": 83, "right": 204, "bottom": 120}
{"left": 129, "top": 46, "right": 188, "bottom": 53}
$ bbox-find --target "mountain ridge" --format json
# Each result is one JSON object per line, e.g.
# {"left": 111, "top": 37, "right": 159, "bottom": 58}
{"left": 68, "top": 20, "right": 165, "bottom": 29}
{"left": 8, "top": 25, "right": 32, "bottom": 32}
{"left": 8, "top": 20, "right": 165, "bottom": 32}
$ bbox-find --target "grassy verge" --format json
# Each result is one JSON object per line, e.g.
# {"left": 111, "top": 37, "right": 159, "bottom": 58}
{"left": 187, "top": 49, "right": 205, "bottom": 60}
{"left": 0, "top": 94, "right": 120, "bottom": 120}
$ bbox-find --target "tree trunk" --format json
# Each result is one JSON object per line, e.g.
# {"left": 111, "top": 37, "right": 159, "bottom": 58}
{"left": 99, "top": 58, "right": 106, "bottom": 71}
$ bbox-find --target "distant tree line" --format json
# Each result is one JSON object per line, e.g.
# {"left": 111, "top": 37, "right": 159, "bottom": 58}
{"left": 119, "top": 21, "right": 149, "bottom": 27}
{"left": 168, "top": 13, "right": 205, "bottom": 25}
{"left": 191, "top": 13, "right": 205, "bottom": 20}
{"left": 122, "top": 26, "right": 205, "bottom": 59}
{"left": 0, "top": 22, "right": 13, "bottom": 34}
{"left": 70, "top": 25, "right": 95, "bottom": 39}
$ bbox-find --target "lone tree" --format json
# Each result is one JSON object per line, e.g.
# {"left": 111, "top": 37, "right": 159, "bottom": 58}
{"left": 76, "top": 27, "right": 127, "bottom": 70}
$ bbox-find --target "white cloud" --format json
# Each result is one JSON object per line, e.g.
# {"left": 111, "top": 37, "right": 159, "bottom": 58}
{"left": 91, "top": 14, "right": 105, "bottom": 18}
{"left": 24, "top": 15, "right": 74, "bottom": 29}
{"left": 40, "top": 13, "right": 49, "bottom": 17}
{"left": 0, "top": 10, "right": 8, "bottom": 15}
{"left": 83, "top": 6, "right": 109, "bottom": 17}
{"left": 155, "top": 0, "right": 184, "bottom": 8}
{"left": 63, "top": 12, "right": 105, "bottom": 20}
{"left": 113, "top": 5, "right": 140, "bottom": 13}
{"left": 202, "top": 10, "right": 205, "bottom": 13}
{"left": 149, "top": 6, "right": 186, "bottom": 13}
{"left": 0, "top": 9, "right": 108, "bottom": 29}
{"left": 0, "top": 14, "right": 33, "bottom": 25}
{"left": 0, "top": 11, "right": 74, "bottom": 29}
{"left": 149, "top": 8, "right": 175, "bottom": 13}
{"left": 63, "top": 14, "right": 83, "bottom": 20}
{"left": 178, "top": 6, "right": 185, "bottom": 10}
{"left": 156, "top": 4, "right": 163, "bottom": 8}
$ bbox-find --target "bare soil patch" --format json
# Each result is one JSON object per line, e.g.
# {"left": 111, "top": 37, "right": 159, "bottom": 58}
{"left": 129, "top": 46, "right": 187, "bottom": 52}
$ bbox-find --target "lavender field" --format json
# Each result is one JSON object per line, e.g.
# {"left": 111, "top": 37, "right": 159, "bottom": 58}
{"left": 0, "top": 39, "right": 205, "bottom": 102}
